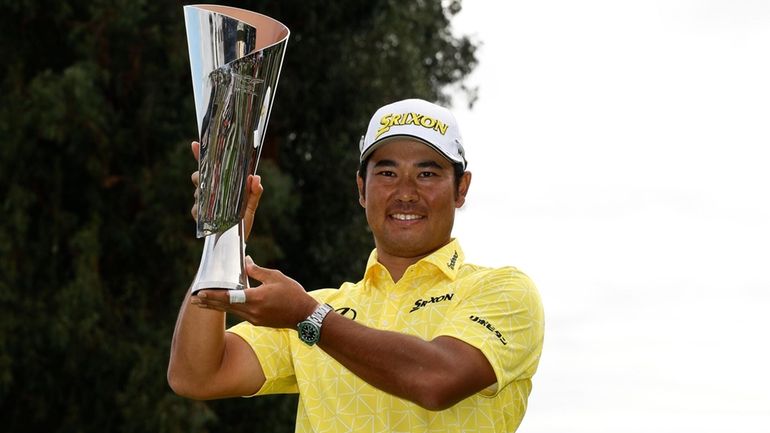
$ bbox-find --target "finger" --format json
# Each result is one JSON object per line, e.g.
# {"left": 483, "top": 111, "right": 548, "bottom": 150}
{"left": 245, "top": 175, "right": 263, "bottom": 214}
{"left": 192, "top": 290, "right": 230, "bottom": 307}
{"left": 242, "top": 175, "right": 263, "bottom": 242}
{"left": 193, "top": 301, "right": 228, "bottom": 313}
{"left": 191, "top": 170, "right": 201, "bottom": 223}
{"left": 191, "top": 171, "right": 200, "bottom": 188}
{"left": 251, "top": 175, "right": 264, "bottom": 196}
{"left": 191, "top": 141, "right": 200, "bottom": 162}
{"left": 190, "top": 296, "right": 216, "bottom": 308}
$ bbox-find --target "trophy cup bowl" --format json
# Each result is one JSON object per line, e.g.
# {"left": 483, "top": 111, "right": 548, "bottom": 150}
{"left": 184, "top": 5, "right": 289, "bottom": 294}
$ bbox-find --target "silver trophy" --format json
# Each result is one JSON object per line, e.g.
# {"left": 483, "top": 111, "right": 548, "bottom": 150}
{"left": 183, "top": 5, "right": 289, "bottom": 294}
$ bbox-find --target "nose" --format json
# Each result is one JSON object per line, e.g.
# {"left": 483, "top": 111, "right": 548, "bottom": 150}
{"left": 395, "top": 177, "right": 418, "bottom": 203}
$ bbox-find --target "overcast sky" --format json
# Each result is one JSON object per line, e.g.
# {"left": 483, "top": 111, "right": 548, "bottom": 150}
{"left": 449, "top": 1, "right": 770, "bottom": 431}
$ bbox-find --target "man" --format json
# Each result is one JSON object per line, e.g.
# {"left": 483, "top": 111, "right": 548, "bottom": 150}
{"left": 168, "top": 98, "right": 544, "bottom": 432}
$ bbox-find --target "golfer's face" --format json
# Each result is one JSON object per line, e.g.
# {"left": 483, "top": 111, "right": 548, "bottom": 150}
{"left": 358, "top": 139, "right": 468, "bottom": 260}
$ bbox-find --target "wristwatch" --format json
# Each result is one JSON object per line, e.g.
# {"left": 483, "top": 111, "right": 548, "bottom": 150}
{"left": 297, "top": 303, "right": 333, "bottom": 346}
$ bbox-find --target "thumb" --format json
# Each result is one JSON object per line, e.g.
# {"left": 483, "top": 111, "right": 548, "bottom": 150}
{"left": 245, "top": 259, "right": 275, "bottom": 282}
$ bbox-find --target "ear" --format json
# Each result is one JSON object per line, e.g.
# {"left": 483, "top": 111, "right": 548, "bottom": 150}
{"left": 356, "top": 171, "right": 366, "bottom": 208}
{"left": 455, "top": 171, "right": 472, "bottom": 208}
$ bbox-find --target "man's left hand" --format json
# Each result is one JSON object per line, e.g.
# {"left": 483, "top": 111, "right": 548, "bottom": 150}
{"left": 191, "top": 256, "right": 318, "bottom": 329}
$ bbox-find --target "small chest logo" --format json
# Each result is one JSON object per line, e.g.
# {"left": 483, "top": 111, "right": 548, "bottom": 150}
{"left": 447, "top": 250, "right": 458, "bottom": 270}
{"left": 409, "top": 293, "right": 454, "bottom": 313}
{"left": 335, "top": 307, "right": 357, "bottom": 320}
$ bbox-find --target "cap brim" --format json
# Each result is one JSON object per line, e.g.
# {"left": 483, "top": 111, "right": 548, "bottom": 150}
{"left": 360, "top": 134, "right": 463, "bottom": 168}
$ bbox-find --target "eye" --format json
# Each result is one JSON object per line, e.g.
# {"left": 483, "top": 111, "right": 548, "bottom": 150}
{"left": 376, "top": 170, "right": 396, "bottom": 177}
{"left": 418, "top": 171, "right": 438, "bottom": 178}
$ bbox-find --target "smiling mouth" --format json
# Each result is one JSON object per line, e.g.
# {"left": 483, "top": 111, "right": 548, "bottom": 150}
{"left": 390, "top": 213, "right": 424, "bottom": 221}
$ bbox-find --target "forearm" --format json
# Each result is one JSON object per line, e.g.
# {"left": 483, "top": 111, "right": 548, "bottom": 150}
{"left": 167, "top": 287, "right": 227, "bottom": 395}
{"left": 317, "top": 312, "right": 491, "bottom": 410}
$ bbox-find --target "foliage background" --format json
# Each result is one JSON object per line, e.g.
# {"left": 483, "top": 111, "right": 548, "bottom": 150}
{"left": 0, "top": 0, "right": 476, "bottom": 431}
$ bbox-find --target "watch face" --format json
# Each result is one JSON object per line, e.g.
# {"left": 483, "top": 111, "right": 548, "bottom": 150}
{"left": 298, "top": 322, "right": 320, "bottom": 344}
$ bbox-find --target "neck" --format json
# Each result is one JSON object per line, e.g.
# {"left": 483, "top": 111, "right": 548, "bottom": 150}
{"left": 376, "top": 253, "right": 428, "bottom": 283}
{"left": 375, "top": 240, "right": 451, "bottom": 283}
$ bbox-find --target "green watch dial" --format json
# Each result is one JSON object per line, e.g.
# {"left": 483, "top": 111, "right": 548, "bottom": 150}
{"left": 297, "top": 303, "right": 333, "bottom": 346}
{"left": 298, "top": 322, "right": 320, "bottom": 344}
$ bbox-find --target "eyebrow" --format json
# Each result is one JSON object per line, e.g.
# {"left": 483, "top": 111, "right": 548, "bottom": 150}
{"left": 372, "top": 159, "right": 397, "bottom": 168}
{"left": 416, "top": 160, "right": 443, "bottom": 169}
{"left": 372, "top": 159, "right": 444, "bottom": 169}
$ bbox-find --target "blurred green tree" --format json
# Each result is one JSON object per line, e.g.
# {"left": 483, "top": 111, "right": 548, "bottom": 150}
{"left": 0, "top": 1, "right": 477, "bottom": 431}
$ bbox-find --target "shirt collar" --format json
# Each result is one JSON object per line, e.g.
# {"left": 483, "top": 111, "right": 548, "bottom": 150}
{"left": 363, "top": 239, "right": 465, "bottom": 283}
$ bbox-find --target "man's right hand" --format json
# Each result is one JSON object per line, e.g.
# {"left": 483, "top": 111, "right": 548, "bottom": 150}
{"left": 190, "top": 141, "right": 263, "bottom": 240}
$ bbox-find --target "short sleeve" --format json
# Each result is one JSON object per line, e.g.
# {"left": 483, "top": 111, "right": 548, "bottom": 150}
{"left": 438, "top": 267, "right": 545, "bottom": 396}
{"left": 226, "top": 288, "right": 341, "bottom": 397}
{"left": 227, "top": 323, "right": 299, "bottom": 396}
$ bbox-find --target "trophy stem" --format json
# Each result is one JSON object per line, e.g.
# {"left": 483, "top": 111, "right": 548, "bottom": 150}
{"left": 191, "top": 221, "right": 248, "bottom": 294}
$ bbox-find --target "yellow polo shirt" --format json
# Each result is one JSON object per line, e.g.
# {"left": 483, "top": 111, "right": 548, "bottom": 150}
{"left": 229, "top": 239, "right": 544, "bottom": 433}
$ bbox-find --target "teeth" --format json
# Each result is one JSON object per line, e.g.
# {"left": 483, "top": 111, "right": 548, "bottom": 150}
{"left": 392, "top": 214, "right": 422, "bottom": 221}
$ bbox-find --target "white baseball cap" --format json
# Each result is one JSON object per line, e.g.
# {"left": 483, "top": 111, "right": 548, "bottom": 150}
{"left": 359, "top": 98, "right": 467, "bottom": 169}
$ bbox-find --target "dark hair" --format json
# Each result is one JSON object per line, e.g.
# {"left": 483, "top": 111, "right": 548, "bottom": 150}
{"left": 357, "top": 156, "right": 466, "bottom": 194}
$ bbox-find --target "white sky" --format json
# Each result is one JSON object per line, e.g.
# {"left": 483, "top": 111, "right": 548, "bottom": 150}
{"left": 450, "top": 1, "right": 770, "bottom": 431}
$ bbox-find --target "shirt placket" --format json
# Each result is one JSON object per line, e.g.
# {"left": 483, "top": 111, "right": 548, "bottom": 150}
{"left": 382, "top": 269, "right": 422, "bottom": 330}
{"left": 368, "top": 266, "right": 398, "bottom": 330}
